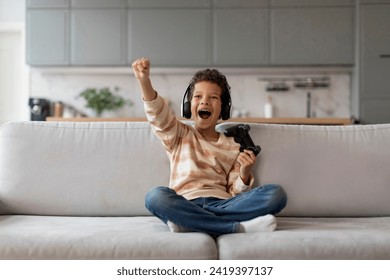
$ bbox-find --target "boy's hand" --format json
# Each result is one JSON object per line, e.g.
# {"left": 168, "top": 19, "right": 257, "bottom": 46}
{"left": 237, "top": 149, "right": 256, "bottom": 185}
{"left": 132, "top": 58, "right": 150, "bottom": 81}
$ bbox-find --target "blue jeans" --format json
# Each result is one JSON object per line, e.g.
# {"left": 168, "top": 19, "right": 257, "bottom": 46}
{"left": 145, "top": 184, "right": 287, "bottom": 236}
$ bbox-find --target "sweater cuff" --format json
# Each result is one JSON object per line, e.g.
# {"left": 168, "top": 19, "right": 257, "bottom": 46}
{"left": 143, "top": 92, "right": 164, "bottom": 111}
{"left": 235, "top": 174, "right": 254, "bottom": 193}
{"left": 143, "top": 93, "right": 167, "bottom": 121}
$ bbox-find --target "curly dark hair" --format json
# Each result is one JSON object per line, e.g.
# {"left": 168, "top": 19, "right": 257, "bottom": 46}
{"left": 187, "top": 69, "right": 231, "bottom": 104}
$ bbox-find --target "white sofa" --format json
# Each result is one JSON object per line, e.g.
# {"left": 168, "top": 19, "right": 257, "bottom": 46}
{"left": 1, "top": 121, "right": 390, "bottom": 259}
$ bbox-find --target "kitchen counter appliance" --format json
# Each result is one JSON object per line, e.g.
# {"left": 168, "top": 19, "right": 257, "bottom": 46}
{"left": 28, "top": 98, "right": 51, "bottom": 121}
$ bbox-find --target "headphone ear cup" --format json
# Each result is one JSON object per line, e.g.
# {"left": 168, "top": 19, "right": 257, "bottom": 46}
{"left": 221, "top": 104, "right": 230, "bottom": 120}
{"left": 182, "top": 85, "right": 192, "bottom": 119}
{"left": 182, "top": 101, "right": 191, "bottom": 119}
{"left": 221, "top": 88, "right": 231, "bottom": 120}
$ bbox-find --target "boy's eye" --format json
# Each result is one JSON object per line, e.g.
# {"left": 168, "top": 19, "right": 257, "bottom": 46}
{"left": 192, "top": 94, "right": 220, "bottom": 101}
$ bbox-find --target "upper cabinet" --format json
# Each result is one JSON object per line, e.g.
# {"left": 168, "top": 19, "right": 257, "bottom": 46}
{"left": 27, "top": 0, "right": 127, "bottom": 66}
{"left": 128, "top": 9, "right": 210, "bottom": 66}
{"left": 270, "top": 0, "right": 355, "bottom": 65}
{"left": 127, "top": 0, "right": 210, "bottom": 8}
{"left": 26, "top": 9, "right": 69, "bottom": 65}
{"left": 26, "top": 0, "right": 356, "bottom": 67}
{"left": 213, "top": 2, "right": 269, "bottom": 66}
{"left": 270, "top": 0, "right": 355, "bottom": 7}
{"left": 71, "top": 0, "right": 126, "bottom": 8}
{"left": 71, "top": 9, "right": 127, "bottom": 65}
{"left": 26, "top": 0, "right": 69, "bottom": 8}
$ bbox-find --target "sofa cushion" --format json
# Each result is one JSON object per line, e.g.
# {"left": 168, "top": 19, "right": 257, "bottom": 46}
{"left": 217, "top": 123, "right": 390, "bottom": 217}
{"left": 0, "top": 121, "right": 169, "bottom": 216}
{"left": 217, "top": 217, "right": 390, "bottom": 259}
{"left": 2, "top": 121, "right": 390, "bottom": 218}
{"left": 0, "top": 215, "right": 218, "bottom": 259}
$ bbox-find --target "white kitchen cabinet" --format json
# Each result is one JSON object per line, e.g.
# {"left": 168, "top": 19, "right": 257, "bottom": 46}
{"left": 26, "top": 9, "right": 69, "bottom": 65}
{"left": 128, "top": 9, "right": 210, "bottom": 66}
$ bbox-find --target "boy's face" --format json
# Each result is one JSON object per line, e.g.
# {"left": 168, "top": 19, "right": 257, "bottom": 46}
{"left": 190, "top": 81, "right": 223, "bottom": 131}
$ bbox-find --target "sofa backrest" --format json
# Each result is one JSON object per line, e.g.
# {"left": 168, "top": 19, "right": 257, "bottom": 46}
{"left": 0, "top": 121, "right": 169, "bottom": 216}
{"left": 217, "top": 122, "right": 390, "bottom": 217}
{"left": 1, "top": 121, "right": 390, "bottom": 217}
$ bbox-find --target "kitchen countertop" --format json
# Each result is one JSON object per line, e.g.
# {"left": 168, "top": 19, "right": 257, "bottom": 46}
{"left": 46, "top": 117, "right": 353, "bottom": 125}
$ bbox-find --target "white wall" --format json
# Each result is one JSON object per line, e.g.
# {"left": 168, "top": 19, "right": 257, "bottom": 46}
{"left": 29, "top": 67, "right": 351, "bottom": 119}
{"left": 0, "top": 0, "right": 28, "bottom": 125}
{"left": 0, "top": 0, "right": 25, "bottom": 22}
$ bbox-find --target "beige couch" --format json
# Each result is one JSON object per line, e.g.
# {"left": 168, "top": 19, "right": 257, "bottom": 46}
{"left": 1, "top": 121, "right": 390, "bottom": 259}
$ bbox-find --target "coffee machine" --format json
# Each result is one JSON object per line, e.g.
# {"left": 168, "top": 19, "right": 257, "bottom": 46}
{"left": 28, "top": 98, "right": 52, "bottom": 121}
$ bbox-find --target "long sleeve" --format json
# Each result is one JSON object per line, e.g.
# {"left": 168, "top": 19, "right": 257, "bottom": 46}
{"left": 143, "top": 94, "right": 186, "bottom": 153}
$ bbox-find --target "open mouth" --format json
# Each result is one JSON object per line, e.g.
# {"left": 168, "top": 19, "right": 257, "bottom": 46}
{"left": 198, "top": 109, "right": 212, "bottom": 119}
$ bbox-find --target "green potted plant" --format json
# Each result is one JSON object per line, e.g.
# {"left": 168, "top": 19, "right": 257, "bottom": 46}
{"left": 77, "top": 87, "right": 133, "bottom": 117}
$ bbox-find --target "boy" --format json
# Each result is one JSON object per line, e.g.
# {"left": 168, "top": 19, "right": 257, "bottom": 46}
{"left": 132, "top": 58, "right": 287, "bottom": 236}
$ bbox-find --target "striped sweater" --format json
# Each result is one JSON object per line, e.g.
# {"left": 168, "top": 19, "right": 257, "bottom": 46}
{"left": 144, "top": 95, "right": 254, "bottom": 200}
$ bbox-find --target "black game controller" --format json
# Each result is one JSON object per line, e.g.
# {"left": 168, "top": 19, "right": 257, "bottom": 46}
{"left": 223, "top": 124, "right": 261, "bottom": 156}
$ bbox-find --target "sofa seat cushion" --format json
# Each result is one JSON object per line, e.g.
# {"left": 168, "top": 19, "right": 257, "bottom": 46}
{"left": 0, "top": 215, "right": 217, "bottom": 260}
{"left": 217, "top": 217, "right": 390, "bottom": 259}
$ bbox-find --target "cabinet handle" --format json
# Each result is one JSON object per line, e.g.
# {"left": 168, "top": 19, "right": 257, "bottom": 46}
{"left": 379, "top": 54, "right": 390, "bottom": 58}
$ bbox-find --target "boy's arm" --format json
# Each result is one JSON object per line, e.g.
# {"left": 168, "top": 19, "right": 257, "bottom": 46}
{"left": 227, "top": 150, "right": 256, "bottom": 196}
{"left": 132, "top": 58, "right": 185, "bottom": 152}
{"left": 227, "top": 163, "right": 254, "bottom": 196}
{"left": 132, "top": 58, "right": 157, "bottom": 101}
{"left": 237, "top": 149, "right": 257, "bottom": 185}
